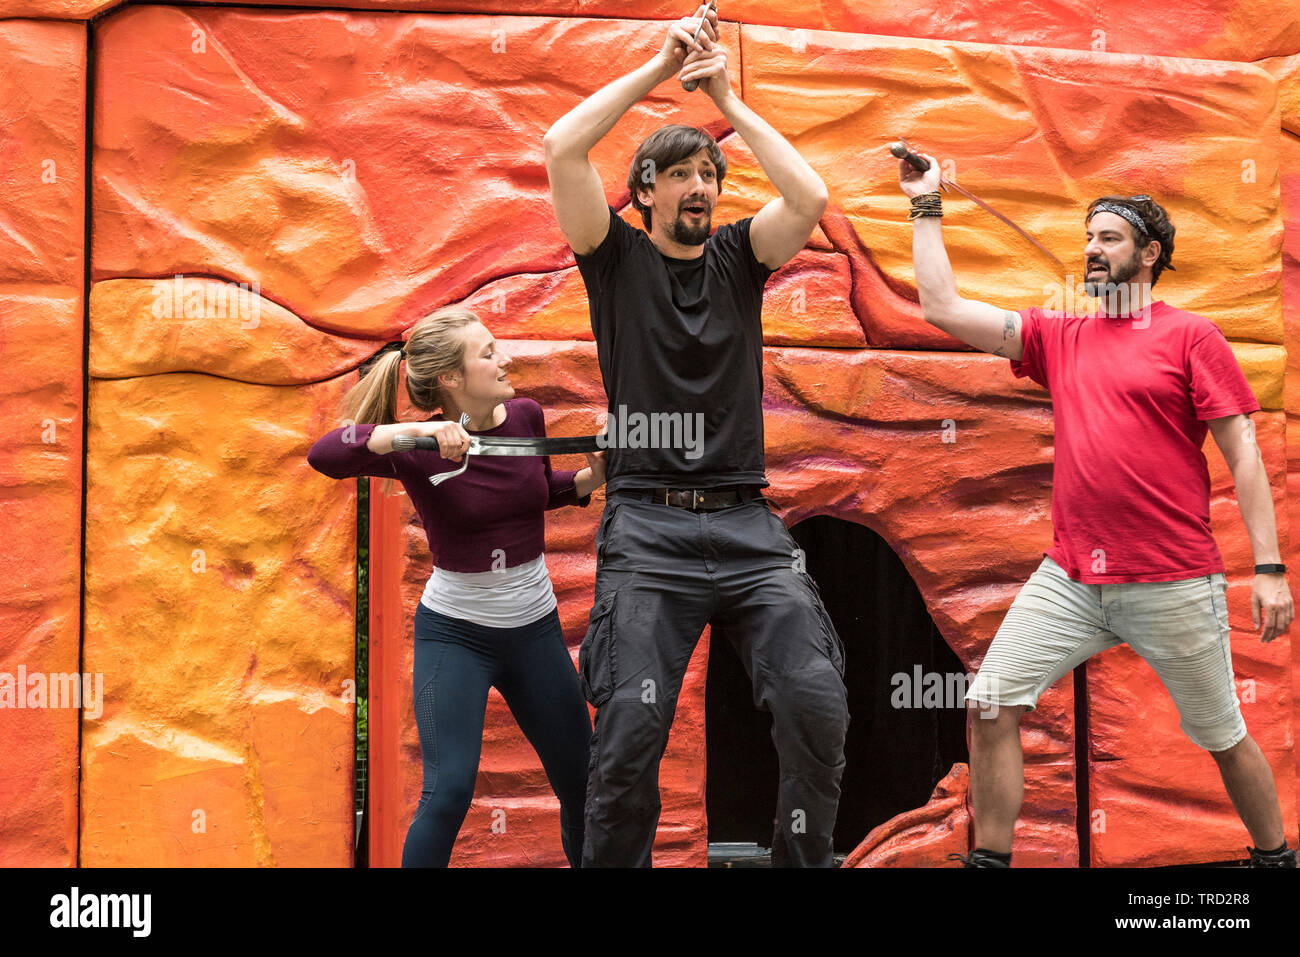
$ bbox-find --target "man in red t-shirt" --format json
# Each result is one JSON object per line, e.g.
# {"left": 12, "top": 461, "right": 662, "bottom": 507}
{"left": 899, "top": 156, "right": 1295, "bottom": 868}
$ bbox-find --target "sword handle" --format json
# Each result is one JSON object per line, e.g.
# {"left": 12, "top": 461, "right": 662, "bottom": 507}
{"left": 889, "top": 140, "right": 930, "bottom": 172}
{"left": 390, "top": 434, "right": 434, "bottom": 452}
{"left": 681, "top": 1, "right": 717, "bottom": 92}
{"left": 391, "top": 434, "right": 484, "bottom": 454}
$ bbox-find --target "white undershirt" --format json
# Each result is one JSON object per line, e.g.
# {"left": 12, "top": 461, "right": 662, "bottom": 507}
{"left": 419, "top": 553, "right": 557, "bottom": 629}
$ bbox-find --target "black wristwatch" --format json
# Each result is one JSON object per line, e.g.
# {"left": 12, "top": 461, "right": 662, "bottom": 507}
{"left": 1254, "top": 563, "right": 1287, "bottom": 575}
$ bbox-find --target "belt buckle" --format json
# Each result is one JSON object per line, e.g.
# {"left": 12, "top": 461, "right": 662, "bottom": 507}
{"left": 692, "top": 489, "right": 703, "bottom": 511}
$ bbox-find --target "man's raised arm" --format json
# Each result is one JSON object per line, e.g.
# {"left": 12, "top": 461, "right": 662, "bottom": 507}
{"left": 900, "top": 152, "right": 1024, "bottom": 359}
{"left": 676, "top": 39, "right": 828, "bottom": 270}
{"left": 543, "top": 5, "right": 720, "bottom": 256}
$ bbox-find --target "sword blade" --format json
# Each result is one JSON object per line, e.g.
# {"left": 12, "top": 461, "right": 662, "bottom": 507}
{"left": 943, "top": 179, "right": 1065, "bottom": 273}
{"left": 469, "top": 435, "right": 602, "bottom": 456}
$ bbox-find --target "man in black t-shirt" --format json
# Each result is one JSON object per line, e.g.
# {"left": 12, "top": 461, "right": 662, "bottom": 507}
{"left": 543, "top": 5, "right": 849, "bottom": 867}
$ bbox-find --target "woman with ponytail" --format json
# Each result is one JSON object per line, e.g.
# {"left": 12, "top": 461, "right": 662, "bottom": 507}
{"left": 308, "top": 308, "right": 603, "bottom": 867}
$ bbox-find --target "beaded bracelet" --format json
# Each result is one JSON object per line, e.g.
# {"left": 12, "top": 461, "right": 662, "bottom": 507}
{"left": 908, "top": 190, "right": 943, "bottom": 221}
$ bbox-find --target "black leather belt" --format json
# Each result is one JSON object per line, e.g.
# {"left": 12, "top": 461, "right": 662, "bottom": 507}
{"left": 643, "top": 485, "right": 764, "bottom": 511}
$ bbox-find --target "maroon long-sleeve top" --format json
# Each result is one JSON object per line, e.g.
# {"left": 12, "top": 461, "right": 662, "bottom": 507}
{"left": 307, "top": 397, "right": 590, "bottom": 573}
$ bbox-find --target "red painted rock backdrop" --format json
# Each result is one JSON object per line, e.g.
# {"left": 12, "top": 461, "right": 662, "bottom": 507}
{"left": 1, "top": 3, "right": 1297, "bottom": 867}
{"left": 0, "top": 19, "right": 85, "bottom": 868}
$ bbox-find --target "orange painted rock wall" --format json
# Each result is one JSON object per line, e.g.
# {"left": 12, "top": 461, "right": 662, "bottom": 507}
{"left": 19, "top": 0, "right": 1297, "bottom": 62}
{"left": 80, "top": 301, "right": 376, "bottom": 864}
{"left": 1281, "top": 89, "right": 1300, "bottom": 828}
{"left": 0, "top": 20, "right": 85, "bottom": 867}
{"left": 4, "top": 2, "right": 1298, "bottom": 867}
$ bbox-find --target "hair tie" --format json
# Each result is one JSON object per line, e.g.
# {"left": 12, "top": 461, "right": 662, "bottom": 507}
{"left": 384, "top": 340, "right": 407, "bottom": 360}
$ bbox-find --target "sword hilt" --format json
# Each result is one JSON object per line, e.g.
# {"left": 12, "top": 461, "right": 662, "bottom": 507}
{"left": 889, "top": 140, "right": 930, "bottom": 172}
{"left": 681, "top": 1, "right": 718, "bottom": 92}
{"left": 891, "top": 139, "right": 949, "bottom": 193}
{"left": 390, "top": 433, "right": 435, "bottom": 452}
{"left": 390, "top": 435, "right": 486, "bottom": 453}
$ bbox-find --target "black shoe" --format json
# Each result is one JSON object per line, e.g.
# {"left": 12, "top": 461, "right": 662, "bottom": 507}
{"left": 948, "top": 849, "right": 1011, "bottom": 868}
{"left": 1247, "top": 845, "right": 1296, "bottom": 868}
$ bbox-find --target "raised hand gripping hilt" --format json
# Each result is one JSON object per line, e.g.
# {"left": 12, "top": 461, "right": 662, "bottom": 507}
{"left": 681, "top": 1, "right": 718, "bottom": 92}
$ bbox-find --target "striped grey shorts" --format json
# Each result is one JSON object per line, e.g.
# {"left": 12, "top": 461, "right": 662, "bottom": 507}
{"left": 965, "top": 556, "right": 1247, "bottom": 751}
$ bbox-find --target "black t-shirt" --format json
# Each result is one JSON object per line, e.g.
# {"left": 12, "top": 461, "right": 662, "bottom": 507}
{"left": 574, "top": 206, "right": 773, "bottom": 492}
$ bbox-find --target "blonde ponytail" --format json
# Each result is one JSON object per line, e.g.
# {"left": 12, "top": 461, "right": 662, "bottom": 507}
{"left": 335, "top": 308, "right": 483, "bottom": 496}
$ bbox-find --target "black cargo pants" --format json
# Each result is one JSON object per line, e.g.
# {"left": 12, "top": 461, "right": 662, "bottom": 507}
{"left": 579, "top": 488, "right": 849, "bottom": 867}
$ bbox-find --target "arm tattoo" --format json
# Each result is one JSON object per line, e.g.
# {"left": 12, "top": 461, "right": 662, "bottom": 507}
{"left": 991, "top": 311, "right": 1018, "bottom": 357}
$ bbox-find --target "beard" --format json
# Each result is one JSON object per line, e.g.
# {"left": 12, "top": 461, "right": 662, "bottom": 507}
{"left": 1083, "top": 247, "right": 1143, "bottom": 298}
{"left": 669, "top": 213, "right": 712, "bottom": 246}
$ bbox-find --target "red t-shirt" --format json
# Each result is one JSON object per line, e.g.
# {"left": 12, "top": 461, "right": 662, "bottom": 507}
{"left": 1012, "top": 301, "right": 1260, "bottom": 583}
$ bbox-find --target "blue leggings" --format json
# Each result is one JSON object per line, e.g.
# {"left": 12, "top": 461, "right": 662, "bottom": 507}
{"left": 401, "top": 603, "right": 592, "bottom": 867}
